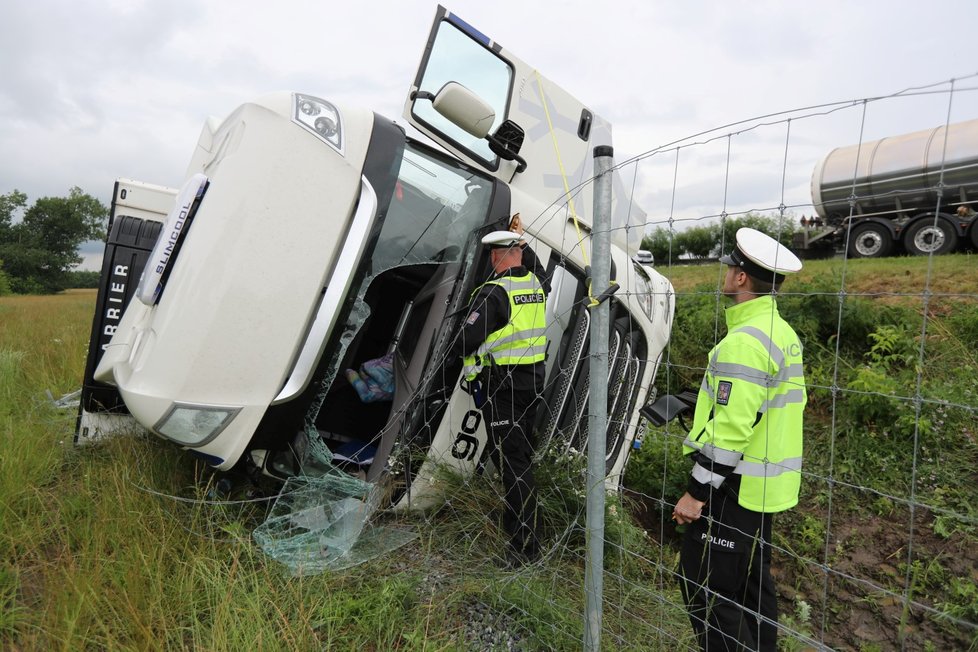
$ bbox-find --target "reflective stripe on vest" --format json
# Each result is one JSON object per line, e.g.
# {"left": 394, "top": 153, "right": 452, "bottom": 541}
{"left": 462, "top": 273, "right": 547, "bottom": 380}
{"left": 682, "top": 438, "right": 744, "bottom": 466}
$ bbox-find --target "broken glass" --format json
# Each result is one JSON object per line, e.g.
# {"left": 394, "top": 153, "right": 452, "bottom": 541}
{"left": 253, "top": 435, "right": 417, "bottom": 575}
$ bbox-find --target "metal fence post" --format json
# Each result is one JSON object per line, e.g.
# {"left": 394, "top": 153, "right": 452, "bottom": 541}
{"left": 585, "top": 145, "right": 614, "bottom": 651}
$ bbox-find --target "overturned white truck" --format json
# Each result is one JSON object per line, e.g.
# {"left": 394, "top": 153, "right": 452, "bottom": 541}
{"left": 77, "top": 6, "right": 674, "bottom": 507}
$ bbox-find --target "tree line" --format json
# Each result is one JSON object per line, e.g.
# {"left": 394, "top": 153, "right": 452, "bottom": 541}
{"left": 0, "top": 190, "right": 800, "bottom": 296}
{"left": 0, "top": 189, "right": 107, "bottom": 295}
{"left": 640, "top": 213, "right": 799, "bottom": 264}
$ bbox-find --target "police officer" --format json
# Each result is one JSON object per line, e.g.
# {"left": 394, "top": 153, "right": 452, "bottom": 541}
{"left": 452, "top": 222, "right": 547, "bottom": 566}
{"left": 673, "top": 228, "right": 806, "bottom": 651}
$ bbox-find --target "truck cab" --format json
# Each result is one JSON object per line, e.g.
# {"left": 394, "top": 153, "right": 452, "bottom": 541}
{"left": 77, "top": 6, "right": 674, "bottom": 505}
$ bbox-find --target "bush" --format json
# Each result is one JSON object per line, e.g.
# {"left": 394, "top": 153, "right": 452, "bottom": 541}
{"left": 679, "top": 226, "right": 716, "bottom": 259}
{"left": 0, "top": 261, "right": 11, "bottom": 296}
{"left": 65, "top": 270, "right": 101, "bottom": 289}
{"left": 641, "top": 212, "right": 801, "bottom": 264}
{"left": 624, "top": 427, "right": 689, "bottom": 517}
{"left": 655, "top": 284, "right": 724, "bottom": 392}
{"left": 0, "top": 188, "right": 107, "bottom": 294}
{"left": 944, "top": 303, "right": 978, "bottom": 343}
{"left": 714, "top": 213, "right": 799, "bottom": 255}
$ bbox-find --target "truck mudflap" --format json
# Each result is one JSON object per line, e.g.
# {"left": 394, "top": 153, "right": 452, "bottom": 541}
{"left": 75, "top": 180, "right": 174, "bottom": 443}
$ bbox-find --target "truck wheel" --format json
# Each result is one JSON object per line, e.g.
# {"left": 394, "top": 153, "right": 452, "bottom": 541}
{"left": 970, "top": 222, "right": 978, "bottom": 251}
{"left": 847, "top": 222, "right": 892, "bottom": 258}
{"left": 903, "top": 218, "right": 958, "bottom": 256}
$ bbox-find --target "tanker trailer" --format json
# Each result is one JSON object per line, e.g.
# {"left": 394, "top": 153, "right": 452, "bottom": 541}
{"left": 800, "top": 117, "right": 978, "bottom": 258}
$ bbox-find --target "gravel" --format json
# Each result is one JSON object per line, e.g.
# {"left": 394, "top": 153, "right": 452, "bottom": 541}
{"left": 459, "top": 597, "right": 526, "bottom": 651}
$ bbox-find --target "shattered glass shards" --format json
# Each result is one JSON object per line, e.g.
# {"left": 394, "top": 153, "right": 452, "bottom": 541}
{"left": 253, "top": 434, "right": 416, "bottom": 575}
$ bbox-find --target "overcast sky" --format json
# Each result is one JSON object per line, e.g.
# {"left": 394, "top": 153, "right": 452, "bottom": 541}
{"left": 2, "top": 0, "right": 977, "bottom": 269}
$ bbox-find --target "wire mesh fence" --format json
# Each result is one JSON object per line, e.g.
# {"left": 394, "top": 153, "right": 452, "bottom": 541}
{"left": 376, "top": 75, "right": 978, "bottom": 650}
{"left": 28, "top": 75, "right": 977, "bottom": 651}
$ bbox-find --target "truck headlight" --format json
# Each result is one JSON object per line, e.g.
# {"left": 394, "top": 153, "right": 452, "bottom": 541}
{"left": 292, "top": 93, "right": 343, "bottom": 154}
{"left": 154, "top": 403, "right": 241, "bottom": 446}
{"left": 632, "top": 263, "right": 655, "bottom": 320}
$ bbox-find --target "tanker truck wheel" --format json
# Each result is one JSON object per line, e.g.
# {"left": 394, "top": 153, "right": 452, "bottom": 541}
{"left": 969, "top": 221, "right": 978, "bottom": 251}
{"left": 903, "top": 218, "right": 958, "bottom": 256}
{"left": 847, "top": 222, "right": 892, "bottom": 258}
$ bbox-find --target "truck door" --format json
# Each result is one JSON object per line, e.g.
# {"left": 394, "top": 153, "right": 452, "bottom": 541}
{"left": 404, "top": 5, "right": 644, "bottom": 253}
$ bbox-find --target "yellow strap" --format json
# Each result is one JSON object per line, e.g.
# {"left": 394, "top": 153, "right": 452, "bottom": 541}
{"left": 533, "top": 71, "right": 597, "bottom": 305}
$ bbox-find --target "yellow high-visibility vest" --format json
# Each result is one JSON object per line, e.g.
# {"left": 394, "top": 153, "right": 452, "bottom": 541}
{"left": 462, "top": 272, "right": 547, "bottom": 381}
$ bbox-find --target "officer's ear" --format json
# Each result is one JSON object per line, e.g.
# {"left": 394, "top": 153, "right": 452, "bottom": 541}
{"left": 734, "top": 267, "right": 752, "bottom": 289}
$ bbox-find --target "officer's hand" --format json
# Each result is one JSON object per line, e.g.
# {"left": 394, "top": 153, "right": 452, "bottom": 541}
{"left": 672, "top": 492, "right": 706, "bottom": 525}
{"left": 509, "top": 213, "right": 524, "bottom": 236}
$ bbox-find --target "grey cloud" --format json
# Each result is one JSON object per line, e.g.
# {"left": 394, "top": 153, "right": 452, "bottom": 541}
{"left": 3, "top": 0, "right": 978, "bottom": 241}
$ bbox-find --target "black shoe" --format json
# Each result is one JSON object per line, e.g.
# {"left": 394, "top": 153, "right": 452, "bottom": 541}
{"left": 503, "top": 545, "right": 539, "bottom": 569}
{"left": 502, "top": 550, "right": 529, "bottom": 569}
{"left": 520, "top": 540, "right": 540, "bottom": 563}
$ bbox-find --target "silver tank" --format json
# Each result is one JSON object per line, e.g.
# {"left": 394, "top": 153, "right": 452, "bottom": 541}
{"left": 812, "top": 118, "right": 978, "bottom": 221}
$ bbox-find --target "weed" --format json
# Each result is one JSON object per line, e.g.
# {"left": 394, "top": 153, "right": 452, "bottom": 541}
{"left": 794, "top": 513, "right": 826, "bottom": 561}
{"left": 778, "top": 599, "right": 815, "bottom": 651}
{"left": 936, "top": 576, "right": 978, "bottom": 626}
{"left": 871, "top": 496, "right": 895, "bottom": 517}
{"left": 0, "top": 567, "right": 25, "bottom": 641}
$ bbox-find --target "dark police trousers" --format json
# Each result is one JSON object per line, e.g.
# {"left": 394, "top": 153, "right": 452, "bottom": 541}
{"left": 679, "top": 488, "right": 777, "bottom": 651}
{"left": 480, "top": 378, "right": 540, "bottom": 560}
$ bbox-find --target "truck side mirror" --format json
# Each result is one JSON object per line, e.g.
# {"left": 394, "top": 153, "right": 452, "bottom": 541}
{"left": 413, "top": 82, "right": 496, "bottom": 139}
{"left": 640, "top": 390, "right": 697, "bottom": 429}
{"left": 487, "top": 120, "right": 527, "bottom": 173}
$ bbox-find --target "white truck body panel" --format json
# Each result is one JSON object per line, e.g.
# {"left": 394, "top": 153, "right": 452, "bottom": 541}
{"left": 76, "top": 179, "right": 176, "bottom": 444}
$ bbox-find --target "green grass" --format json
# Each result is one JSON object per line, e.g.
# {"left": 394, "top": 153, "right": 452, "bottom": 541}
{"left": 6, "top": 258, "right": 977, "bottom": 650}
{"left": 1, "top": 290, "right": 692, "bottom": 650}
{"left": 656, "top": 251, "right": 978, "bottom": 301}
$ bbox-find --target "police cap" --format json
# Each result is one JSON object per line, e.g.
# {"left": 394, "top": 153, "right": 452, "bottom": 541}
{"left": 482, "top": 230, "right": 525, "bottom": 249}
{"left": 719, "top": 228, "right": 802, "bottom": 283}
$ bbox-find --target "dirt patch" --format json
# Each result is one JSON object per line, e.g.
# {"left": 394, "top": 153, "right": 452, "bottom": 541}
{"left": 792, "top": 506, "right": 977, "bottom": 650}
{"left": 625, "top": 493, "right": 978, "bottom": 650}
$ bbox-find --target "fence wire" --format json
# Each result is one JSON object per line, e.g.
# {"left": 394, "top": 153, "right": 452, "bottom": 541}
{"left": 364, "top": 75, "right": 978, "bottom": 650}
{"left": 80, "top": 75, "right": 978, "bottom": 650}
{"left": 606, "top": 76, "right": 976, "bottom": 650}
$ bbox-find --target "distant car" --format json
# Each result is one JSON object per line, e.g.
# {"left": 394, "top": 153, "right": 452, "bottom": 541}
{"left": 634, "top": 250, "right": 654, "bottom": 265}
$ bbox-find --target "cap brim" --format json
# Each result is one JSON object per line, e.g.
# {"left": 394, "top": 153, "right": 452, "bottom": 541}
{"left": 719, "top": 253, "right": 736, "bottom": 265}
{"left": 481, "top": 230, "right": 524, "bottom": 248}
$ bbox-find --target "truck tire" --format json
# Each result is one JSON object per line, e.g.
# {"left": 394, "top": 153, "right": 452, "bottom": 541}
{"left": 847, "top": 222, "right": 892, "bottom": 258}
{"left": 903, "top": 218, "right": 958, "bottom": 256}
{"left": 970, "top": 221, "right": 978, "bottom": 251}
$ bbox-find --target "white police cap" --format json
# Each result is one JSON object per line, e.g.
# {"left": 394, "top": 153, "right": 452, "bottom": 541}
{"left": 482, "top": 230, "right": 525, "bottom": 249}
{"left": 719, "top": 228, "right": 802, "bottom": 282}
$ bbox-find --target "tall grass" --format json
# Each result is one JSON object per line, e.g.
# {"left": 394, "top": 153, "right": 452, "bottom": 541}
{"left": 1, "top": 290, "right": 690, "bottom": 650}
{"left": 0, "top": 291, "right": 423, "bottom": 649}
{"left": 17, "top": 250, "right": 971, "bottom": 649}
